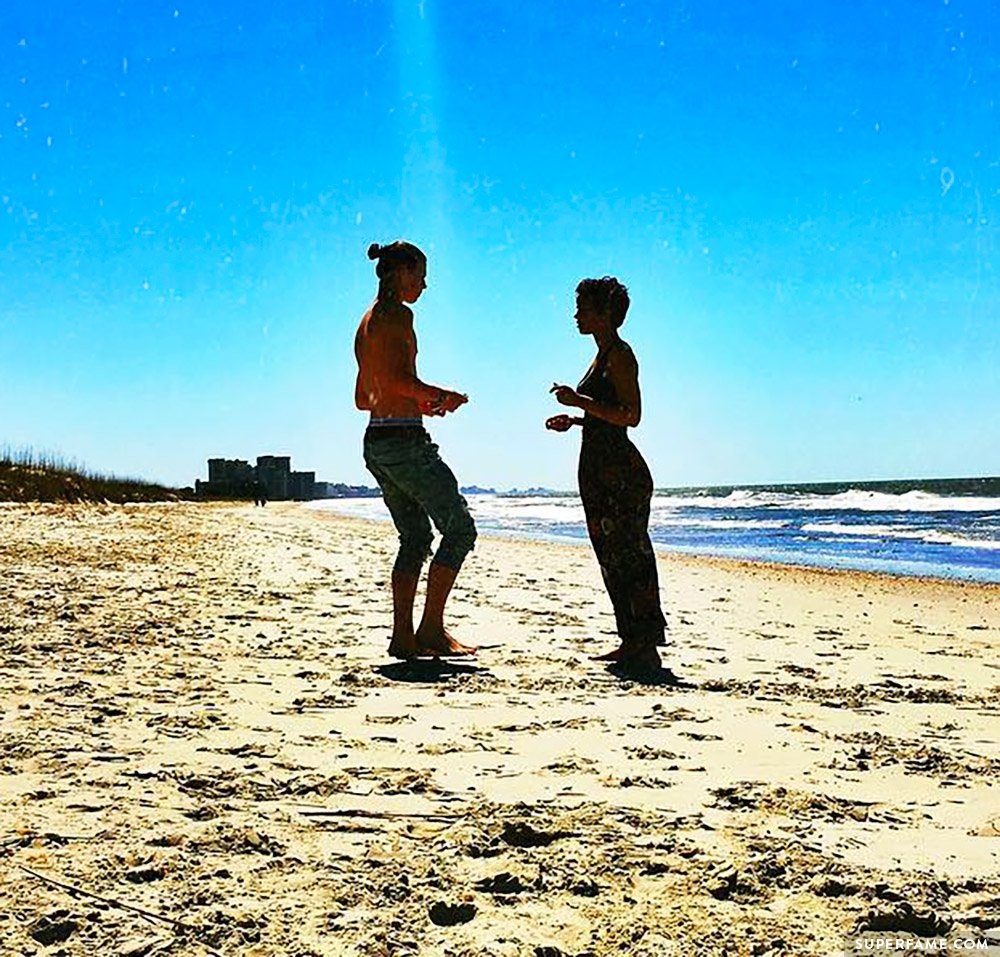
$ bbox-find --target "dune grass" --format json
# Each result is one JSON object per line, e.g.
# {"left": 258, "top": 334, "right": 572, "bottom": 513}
{"left": 0, "top": 445, "right": 191, "bottom": 503}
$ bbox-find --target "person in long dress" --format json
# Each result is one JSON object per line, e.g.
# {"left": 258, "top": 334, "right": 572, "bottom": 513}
{"left": 547, "top": 276, "right": 670, "bottom": 676}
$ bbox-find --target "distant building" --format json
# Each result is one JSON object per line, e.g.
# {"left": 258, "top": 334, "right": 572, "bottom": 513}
{"left": 256, "top": 455, "right": 291, "bottom": 501}
{"left": 196, "top": 454, "right": 365, "bottom": 501}
{"left": 196, "top": 458, "right": 257, "bottom": 498}
{"left": 208, "top": 458, "right": 254, "bottom": 486}
{"left": 313, "top": 481, "right": 381, "bottom": 498}
{"left": 289, "top": 471, "right": 315, "bottom": 501}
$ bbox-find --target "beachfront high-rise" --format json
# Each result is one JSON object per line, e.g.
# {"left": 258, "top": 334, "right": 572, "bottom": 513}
{"left": 195, "top": 454, "right": 316, "bottom": 501}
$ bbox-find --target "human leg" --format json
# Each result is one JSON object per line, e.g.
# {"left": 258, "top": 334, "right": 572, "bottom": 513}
{"left": 388, "top": 569, "right": 420, "bottom": 658}
{"left": 365, "top": 440, "right": 434, "bottom": 658}
{"left": 585, "top": 515, "right": 636, "bottom": 660}
{"left": 580, "top": 448, "right": 665, "bottom": 666}
{"left": 379, "top": 435, "right": 477, "bottom": 654}
{"left": 415, "top": 482, "right": 476, "bottom": 653}
{"left": 599, "top": 503, "right": 664, "bottom": 648}
{"left": 414, "top": 562, "right": 476, "bottom": 655}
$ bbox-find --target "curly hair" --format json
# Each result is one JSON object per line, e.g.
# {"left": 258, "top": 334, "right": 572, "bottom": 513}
{"left": 367, "top": 241, "right": 426, "bottom": 280}
{"left": 576, "top": 276, "right": 630, "bottom": 328}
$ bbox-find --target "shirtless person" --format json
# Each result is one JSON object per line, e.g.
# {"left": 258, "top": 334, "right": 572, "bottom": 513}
{"left": 354, "top": 240, "right": 477, "bottom": 659}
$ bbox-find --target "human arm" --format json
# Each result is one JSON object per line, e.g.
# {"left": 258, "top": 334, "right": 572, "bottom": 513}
{"left": 549, "top": 345, "right": 641, "bottom": 427}
{"left": 354, "top": 372, "right": 372, "bottom": 410}
{"left": 354, "top": 323, "right": 373, "bottom": 410}
{"left": 545, "top": 414, "right": 584, "bottom": 432}
{"left": 376, "top": 306, "right": 468, "bottom": 412}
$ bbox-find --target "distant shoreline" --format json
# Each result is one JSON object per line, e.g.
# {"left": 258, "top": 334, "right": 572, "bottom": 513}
{"left": 311, "top": 506, "right": 998, "bottom": 592}
{"left": 488, "top": 475, "right": 1000, "bottom": 498}
{"left": 309, "top": 483, "right": 1000, "bottom": 585}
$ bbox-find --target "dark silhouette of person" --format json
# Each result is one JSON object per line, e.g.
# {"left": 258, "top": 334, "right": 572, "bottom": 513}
{"left": 253, "top": 480, "right": 267, "bottom": 507}
{"left": 547, "top": 277, "right": 671, "bottom": 677}
{"left": 353, "top": 241, "right": 477, "bottom": 659}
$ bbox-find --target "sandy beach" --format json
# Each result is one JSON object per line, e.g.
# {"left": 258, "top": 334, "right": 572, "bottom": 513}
{"left": 1, "top": 501, "right": 998, "bottom": 956}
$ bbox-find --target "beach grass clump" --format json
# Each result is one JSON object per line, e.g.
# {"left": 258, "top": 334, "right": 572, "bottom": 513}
{"left": 0, "top": 444, "right": 191, "bottom": 504}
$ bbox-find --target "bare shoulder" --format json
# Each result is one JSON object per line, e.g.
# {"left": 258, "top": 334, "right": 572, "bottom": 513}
{"left": 370, "top": 299, "right": 413, "bottom": 328}
{"left": 607, "top": 339, "right": 638, "bottom": 371}
{"left": 359, "top": 300, "right": 411, "bottom": 346}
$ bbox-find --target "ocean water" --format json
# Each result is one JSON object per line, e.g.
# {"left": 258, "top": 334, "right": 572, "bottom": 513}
{"left": 308, "top": 479, "right": 1000, "bottom": 584}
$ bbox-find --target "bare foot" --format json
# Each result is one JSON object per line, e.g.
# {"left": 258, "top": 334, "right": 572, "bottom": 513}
{"left": 388, "top": 637, "right": 461, "bottom": 660}
{"left": 614, "top": 644, "right": 663, "bottom": 673}
{"left": 593, "top": 633, "right": 668, "bottom": 661}
{"left": 387, "top": 633, "right": 419, "bottom": 659}
{"left": 414, "top": 625, "right": 477, "bottom": 657}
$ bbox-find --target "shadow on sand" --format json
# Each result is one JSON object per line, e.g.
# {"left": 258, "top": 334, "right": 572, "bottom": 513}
{"left": 606, "top": 664, "right": 695, "bottom": 689}
{"left": 374, "top": 659, "right": 484, "bottom": 684}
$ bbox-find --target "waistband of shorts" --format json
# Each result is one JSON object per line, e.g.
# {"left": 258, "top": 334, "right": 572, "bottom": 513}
{"left": 368, "top": 417, "right": 423, "bottom": 428}
{"left": 365, "top": 417, "right": 426, "bottom": 438}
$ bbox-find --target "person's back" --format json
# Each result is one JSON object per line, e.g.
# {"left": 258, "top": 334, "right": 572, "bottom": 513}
{"left": 354, "top": 298, "right": 423, "bottom": 420}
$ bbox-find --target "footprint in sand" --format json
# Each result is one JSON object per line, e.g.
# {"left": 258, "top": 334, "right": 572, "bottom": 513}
{"left": 428, "top": 901, "right": 476, "bottom": 926}
{"left": 474, "top": 871, "right": 530, "bottom": 895}
{"left": 500, "top": 821, "right": 576, "bottom": 848}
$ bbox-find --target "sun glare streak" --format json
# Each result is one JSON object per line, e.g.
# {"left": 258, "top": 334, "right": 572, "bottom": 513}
{"left": 392, "top": 0, "right": 453, "bottom": 256}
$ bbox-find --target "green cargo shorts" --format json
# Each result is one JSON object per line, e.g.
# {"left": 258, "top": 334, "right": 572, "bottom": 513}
{"left": 363, "top": 424, "right": 476, "bottom": 573}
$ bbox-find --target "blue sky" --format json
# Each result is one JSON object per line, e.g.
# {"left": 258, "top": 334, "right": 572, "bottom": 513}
{"left": 1, "top": 0, "right": 996, "bottom": 489}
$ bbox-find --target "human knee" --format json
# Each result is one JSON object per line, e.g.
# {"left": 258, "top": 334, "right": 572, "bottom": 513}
{"left": 434, "top": 513, "right": 477, "bottom": 570}
{"left": 394, "top": 527, "right": 433, "bottom": 574}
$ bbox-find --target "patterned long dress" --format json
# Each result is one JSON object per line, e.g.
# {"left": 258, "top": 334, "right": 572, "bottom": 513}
{"left": 577, "top": 342, "right": 666, "bottom": 651}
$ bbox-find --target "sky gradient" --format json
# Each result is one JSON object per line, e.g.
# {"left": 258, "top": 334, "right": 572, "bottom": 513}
{"left": 1, "top": 1, "right": 997, "bottom": 489}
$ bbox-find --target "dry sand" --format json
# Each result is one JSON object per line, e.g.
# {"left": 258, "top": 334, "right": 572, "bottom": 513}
{"left": 1, "top": 501, "right": 998, "bottom": 956}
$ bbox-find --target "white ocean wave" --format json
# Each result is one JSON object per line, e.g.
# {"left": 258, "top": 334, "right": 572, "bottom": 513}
{"left": 309, "top": 489, "right": 999, "bottom": 516}
{"left": 803, "top": 522, "right": 921, "bottom": 536}
{"left": 656, "top": 516, "right": 790, "bottom": 530}
{"left": 803, "top": 522, "right": 1000, "bottom": 551}
{"left": 478, "top": 491, "right": 999, "bottom": 523}
{"left": 921, "top": 531, "right": 1000, "bottom": 551}
{"left": 795, "top": 489, "right": 1000, "bottom": 513}
{"left": 471, "top": 498, "right": 791, "bottom": 530}
{"left": 473, "top": 500, "right": 587, "bottom": 523}
{"left": 306, "top": 495, "right": 1000, "bottom": 577}
{"left": 655, "top": 488, "right": 1000, "bottom": 513}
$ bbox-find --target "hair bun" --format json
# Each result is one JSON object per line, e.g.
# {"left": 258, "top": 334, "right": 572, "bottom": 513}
{"left": 367, "top": 243, "right": 382, "bottom": 260}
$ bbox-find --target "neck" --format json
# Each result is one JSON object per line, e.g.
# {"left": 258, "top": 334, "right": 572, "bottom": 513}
{"left": 377, "top": 279, "right": 402, "bottom": 305}
{"left": 593, "top": 328, "right": 620, "bottom": 352}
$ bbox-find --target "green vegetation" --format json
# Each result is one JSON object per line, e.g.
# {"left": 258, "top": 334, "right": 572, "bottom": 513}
{"left": 0, "top": 446, "right": 191, "bottom": 503}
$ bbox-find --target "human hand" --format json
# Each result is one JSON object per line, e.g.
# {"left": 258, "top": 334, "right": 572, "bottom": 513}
{"left": 439, "top": 389, "right": 468, "bottom": 414}
{"left": 422, "top": 389, "right": 468, "bottom": 416}
{"left": 549, "top": 382, "right": 581, "bottom": 407}
{"left": 545, "top": 414, "right": 575, "bottom": 432}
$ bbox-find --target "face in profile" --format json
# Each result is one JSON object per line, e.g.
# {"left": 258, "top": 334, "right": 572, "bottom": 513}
{"left": 574, "top": 293, "right": 604, "bottom": 335}
{"left": 397, "top": 261, "right": 428, "bottom": 303}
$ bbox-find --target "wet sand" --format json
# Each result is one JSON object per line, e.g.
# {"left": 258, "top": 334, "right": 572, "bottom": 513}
{"left": 1, "top": 501, "right": 998, "bottom": 956}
